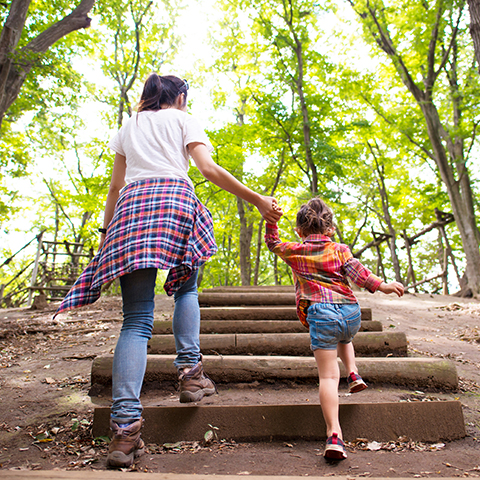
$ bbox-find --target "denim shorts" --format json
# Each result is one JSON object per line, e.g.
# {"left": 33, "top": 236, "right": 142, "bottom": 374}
{"left": 307, "top": 303, "right": 361, "bottom": 350}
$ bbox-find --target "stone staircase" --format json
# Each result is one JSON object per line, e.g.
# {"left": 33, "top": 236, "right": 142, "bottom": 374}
{"left": 91, "top": 285, "right": 466, "bottom": 444}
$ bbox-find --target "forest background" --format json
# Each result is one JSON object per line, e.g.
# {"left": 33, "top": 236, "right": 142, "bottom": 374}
{"left": 2, "top": 0, "right": 480, "bottom": 305}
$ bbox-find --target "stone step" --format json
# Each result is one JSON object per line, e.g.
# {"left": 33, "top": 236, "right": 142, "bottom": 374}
{"left": 92, "top": 400, "right": 465, "bottom": 443}
{"left": 147, "top": 332, "right": 407, "bottom": 357}
{"left": 199, "top": 292, "right": 295, "bottom": 306}
{"left": 153, "top": 319, "right": 382, "bottom": 334}
{"left": 203, "top": 285, "right": 295, "bottom": 292}
{"left": 200, "top": 306, "right": 373, "bottom": 321}
{"left": 91, "top": 355, "right": 458, "bottom": 389}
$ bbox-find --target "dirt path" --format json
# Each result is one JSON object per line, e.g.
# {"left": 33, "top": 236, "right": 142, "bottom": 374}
{"left": 0, "top": 292, "right": 479, "bottom": 475}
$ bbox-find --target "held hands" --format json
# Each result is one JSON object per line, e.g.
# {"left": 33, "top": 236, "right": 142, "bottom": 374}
{"left": 378, "top": 281, "right": 404, "bottom": 297}
{"left": 256, "top": 195, "right": 283, "bottom": 224}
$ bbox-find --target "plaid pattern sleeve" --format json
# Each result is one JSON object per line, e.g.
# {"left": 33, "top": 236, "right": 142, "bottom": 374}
{"left": 343, "top": 255, "right": 383, "bottom": 293}
{"left": 264, "top": 223, "right": 298, "bottom": 266}
{"left": 54, "top": 178, "right": 217, "bottom": 318}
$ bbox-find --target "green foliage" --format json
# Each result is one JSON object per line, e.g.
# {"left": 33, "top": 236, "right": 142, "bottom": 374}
{"left": 93, "top": 0, "right": 183, "bottom": 127}
{"left": 1, "top": 0, "right": 479, "bottom": 300}
{"left": 0, "top": 0, "right": 94, "bottom": 222}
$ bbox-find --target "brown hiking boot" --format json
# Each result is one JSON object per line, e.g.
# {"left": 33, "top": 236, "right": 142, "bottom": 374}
{"left": 106, "top": 418, "right": 145, "bottom": 468}
{"left": 178, "top": 359, "right": 217, "bottom": 403}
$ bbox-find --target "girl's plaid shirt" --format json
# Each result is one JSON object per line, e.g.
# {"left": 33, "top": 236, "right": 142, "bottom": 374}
{"left": 264, "top": 223, "right": 382, "bottom": 327}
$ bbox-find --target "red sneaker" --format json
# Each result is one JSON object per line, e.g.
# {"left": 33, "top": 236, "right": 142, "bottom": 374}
{"left": 347, "top": 371, "right": 367, "bottom": 393}
{"left": 324, "top": 432, "right": 347, "bottom": 460}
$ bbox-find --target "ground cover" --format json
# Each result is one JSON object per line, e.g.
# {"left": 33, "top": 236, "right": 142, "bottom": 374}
{"left": 0, "top": 292, "right": 479, "bottom": 475}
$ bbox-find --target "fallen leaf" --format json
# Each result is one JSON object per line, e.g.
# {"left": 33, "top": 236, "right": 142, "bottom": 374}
{"left": 204, "top": 430, "right": 215, "bottom": 443}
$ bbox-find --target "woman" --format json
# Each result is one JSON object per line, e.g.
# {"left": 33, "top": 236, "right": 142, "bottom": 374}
{"left": 55, "top": 74, "right": 282, "bottom": 468}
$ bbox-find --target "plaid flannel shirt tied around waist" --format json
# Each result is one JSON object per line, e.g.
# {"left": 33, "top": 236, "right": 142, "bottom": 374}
{"left": 54, "top": 178, "right": 217, "bottom": 318}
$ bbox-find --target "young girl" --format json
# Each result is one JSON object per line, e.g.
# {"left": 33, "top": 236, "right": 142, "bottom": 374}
{"left": 54, "top": 74, "right": 282, "bottom": 468}
{"left": 265, "top": 197, "right": 403, "bottom": 460}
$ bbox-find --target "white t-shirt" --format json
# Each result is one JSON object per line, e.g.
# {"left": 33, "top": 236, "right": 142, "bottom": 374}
{"left": 108, "top": 109, "right": 213, "bottom": 187}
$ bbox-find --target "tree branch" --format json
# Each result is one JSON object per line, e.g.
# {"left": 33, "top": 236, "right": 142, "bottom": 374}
{"left": 350, "top": 0, "right": 425, "bottom": 103}
{"left": 360, "top": 92, "right": 436, "bottom": 160}
{"left": 43, "top": 179, "right": 77, "bottom": 237}
{"left": 24, "top": 0, "right": 95, "bottom": 54}
{"left": 433, "top": 5, "right": 464, "bottom": 82}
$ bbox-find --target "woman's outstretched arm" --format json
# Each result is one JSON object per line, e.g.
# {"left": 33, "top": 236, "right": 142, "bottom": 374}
{"left": 189, "top": 142, "right": 282, "bottom": 224}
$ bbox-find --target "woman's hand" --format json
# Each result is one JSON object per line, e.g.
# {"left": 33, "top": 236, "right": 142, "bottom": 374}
{"left": 255, "top": 195, "right": 283, "bottom": 224}
{"left": 98, "top": 233, "right": 106, "bottom": 252}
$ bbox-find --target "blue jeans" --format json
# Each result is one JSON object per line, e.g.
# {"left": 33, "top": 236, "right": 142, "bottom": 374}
{"left": 307, "top": 303, "right": 361, "bottom": 351}
{"left": 111, "top": 268, "right": 201, "bottom": 422}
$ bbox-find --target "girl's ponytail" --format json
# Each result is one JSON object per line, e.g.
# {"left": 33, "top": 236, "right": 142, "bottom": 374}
{"left": 296, "top": 197, "right": 334, "bottom": 237}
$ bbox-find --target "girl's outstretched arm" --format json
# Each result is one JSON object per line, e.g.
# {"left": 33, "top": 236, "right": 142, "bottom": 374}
{"left": 378, "top": 281, "right": 404, "bottom": 297}
{"left": 189, "top": 142, "right": 282, "bottom": 224}
{"left": 99, "top": 153, "right": 126, "bottom": 250}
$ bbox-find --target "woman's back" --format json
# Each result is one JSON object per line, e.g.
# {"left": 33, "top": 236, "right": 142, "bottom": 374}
{"left": 109, "top": 108, "right": 212, "bottom": 187}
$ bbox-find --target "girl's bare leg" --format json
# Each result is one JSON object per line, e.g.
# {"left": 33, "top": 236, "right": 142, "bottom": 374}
{"left": 313, "top": 348, "right": 342, "bottom": 438}
{"left": 337, "top": 342, "right": 357, "bottom": 375}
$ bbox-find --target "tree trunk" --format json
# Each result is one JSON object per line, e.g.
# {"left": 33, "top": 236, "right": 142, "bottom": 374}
{"left": 197, "top": 264, "right": 205, "bottom": 288}
{"left": 0, "top": 0, "right": 31, "bottom": 118}
{"left": 369, "top": 144, "right": 403, "bottom": 283}
{"left": 277, "top": 10, "right": 318, "bottom": 194}
{"left": 0, "top": 0, "right": 95, "bottom": 128}
{"left": 252, "top": 151, "right": 285, "bottom": 285}
{"left": 113, "top": 0, "right": 150, "bottom": 128}
{"left": 236, "top": 197, "right": 253, "bottom": 286}
{"left": 421, "top": 101, "right": 480, "bottom": 294}
{"left": 403, "top": 230, "right": 418, "bottom": 292}
{"left": 253, "top": 218, "right": 264, "bottom": 286}
{"left": 224, "top": 235, "right": 233, "bottom": 286}
{"left": 437, "top": 222, "right": 463, "bottom": 287}
{"left": 468, "top": 0, "right": 480, "bottom": 69}
{"left": 375, "top": 244, "right": 386, "bottom": 281}
{"left": 437, "top": 229, "right": 449, "bottom": 295}
{"left": 274, "top": 254, "right": 280, "bottom": 285}
{"left": 293, "top": 41, "right": 318, "bottom": 194}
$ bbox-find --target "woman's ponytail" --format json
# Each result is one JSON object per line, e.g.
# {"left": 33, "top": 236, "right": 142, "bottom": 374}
{"left": 137, "top": 73, "right": 187, "bottom": 113}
